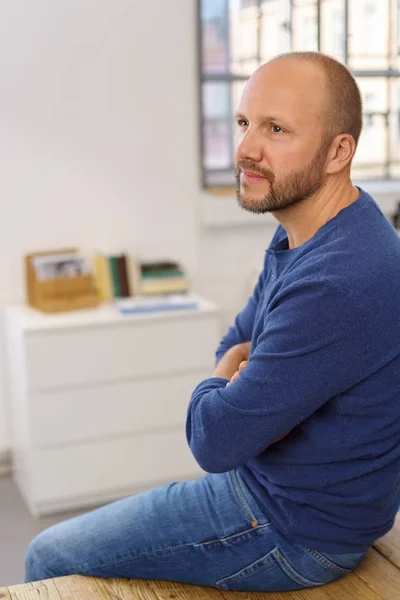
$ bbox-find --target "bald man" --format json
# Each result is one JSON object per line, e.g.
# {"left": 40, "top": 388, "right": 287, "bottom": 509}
{"left": 25, "top": 52, "right": 400, "bottom": 593}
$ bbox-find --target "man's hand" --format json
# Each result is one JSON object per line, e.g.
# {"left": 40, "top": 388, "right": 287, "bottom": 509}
{"left": 212, "top": 341, "right": 251, "bottom": 380}
{"left": 227, "top": 360, "right": 249, "bottom": 386}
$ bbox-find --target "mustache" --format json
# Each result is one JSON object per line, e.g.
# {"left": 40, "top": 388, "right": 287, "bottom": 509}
{"left": 236, "top": 159, "right": 275, "bottom": 183}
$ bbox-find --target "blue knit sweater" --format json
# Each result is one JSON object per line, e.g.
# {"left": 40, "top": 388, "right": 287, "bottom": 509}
{"left": 186, "top": 188, "right": 400, "bottom": 553}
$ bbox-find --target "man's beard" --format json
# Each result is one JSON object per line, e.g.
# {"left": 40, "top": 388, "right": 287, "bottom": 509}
{"left": 235, "top": 147, "right": 329, "bottom": 214}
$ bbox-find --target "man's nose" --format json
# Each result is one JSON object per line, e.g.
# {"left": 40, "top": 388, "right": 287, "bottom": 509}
{"left": 235, "top": 129, "right": 264, "bottom": 163}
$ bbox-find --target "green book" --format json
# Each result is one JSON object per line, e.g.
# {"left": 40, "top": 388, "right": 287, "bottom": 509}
{"left": 141, "top": 270, "right": 184, "bottom": 279}
{"left": 109, "top": 256, "right": 121, "bottom": 298}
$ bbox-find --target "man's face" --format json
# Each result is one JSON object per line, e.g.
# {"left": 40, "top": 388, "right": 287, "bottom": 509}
{"left": 234, "top": 59, "right": 331, "bottom": 214}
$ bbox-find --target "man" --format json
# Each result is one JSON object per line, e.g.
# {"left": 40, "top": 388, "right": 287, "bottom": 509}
{"left": 25, "top": 52, "right": 400, "bottom": 592}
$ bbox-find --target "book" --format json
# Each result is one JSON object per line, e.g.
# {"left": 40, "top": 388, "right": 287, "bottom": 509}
{"left": 140, "top": 261, "right": 180, "bottom": 273}
{"left": 137, "top": 260, "right": 187, "bottom": 296}
{"left": 126, "top": 255, "right": 141, "bottom": 296}
{"left": 93, "top": 253, "right": 113, "bottom": 301}
{"left": 141, "top": 278, "right": 189, "bottom": 295}
{"left": 116, "top": 255, "right": 130, "bottom": 297}
{"left": 93, "top": 252, "right": 143, "bottom": 300}
{"left": 141, "top": 270, "right": 185, "bottom": 279}
{"left": 109, "top": 256, "right": 122, "bottom": 298}
{"left": 115, "top": 294, "right": 198, "bottom": 315}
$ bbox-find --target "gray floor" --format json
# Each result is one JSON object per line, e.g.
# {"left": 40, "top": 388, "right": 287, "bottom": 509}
{"left": 0, "top": 474, "right": 86, "bottom": 587}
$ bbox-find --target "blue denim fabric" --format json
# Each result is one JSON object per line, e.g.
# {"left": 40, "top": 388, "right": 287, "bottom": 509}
{"left": 25, "top": 470, "right": 366, "bottom": 591}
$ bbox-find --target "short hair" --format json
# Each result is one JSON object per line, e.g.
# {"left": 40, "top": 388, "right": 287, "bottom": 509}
{"left": 272, "top": 51, "right": 363, "bottom": 147}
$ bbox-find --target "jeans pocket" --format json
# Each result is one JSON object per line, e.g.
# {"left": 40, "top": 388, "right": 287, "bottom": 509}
{"left": 303, "top": 547, "right": 367, "bottom": 574}
{"left": 216, "top": 546, "right": 327, "bottom": 592}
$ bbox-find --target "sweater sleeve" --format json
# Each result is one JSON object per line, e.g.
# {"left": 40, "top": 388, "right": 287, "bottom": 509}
{"left": 215, "top": 226, "right": 282, "bottom": 366}
{"left": 214, "top": 261, "right": 266, "bottom": 365}
{"left": 186, "top": 279, "right": 366, "bottom": 473}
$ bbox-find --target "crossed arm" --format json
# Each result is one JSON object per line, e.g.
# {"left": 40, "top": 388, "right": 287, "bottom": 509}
{"left": 186, "top": 279, "right": 364, "bottom": 473}
{"left": 213, "top": 341, "right": 289, "bottom": 443}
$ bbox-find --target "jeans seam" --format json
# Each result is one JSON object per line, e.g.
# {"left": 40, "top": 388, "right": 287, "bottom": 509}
{"left": 195, "top": 522, "right": 271, "bottom": 547}
{"left": 216, "top": 547, "right": 276, "bottom": 588}
{"left": 216, "top": 546, "right": 324, "bottom": 590}
{"left": 302, "top": 547, "right": 352, "bottom": 574}
{"left": 272, "top": 548, "right": 322, "bottom": 588}
{"left": 229, "top": 470, "right": 259, "bottom": 527}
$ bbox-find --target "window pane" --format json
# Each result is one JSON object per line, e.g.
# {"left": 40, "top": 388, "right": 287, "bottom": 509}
{"left": 392, "top": 0, "right": 400, "bottom": 70}
{"left": 354, "top": 113, "right": 388, "bottom": 174}
{"left": 230, "top": 1, "right": 260, "bottom": 75}
{"left": 353, "top": 77, "right": 389, "bottom": 173}
{"left": 202, "top": 82, "right": 232, "bottom": 171}
{"left": 348, "top": 0, "right": 391, "bottom": 70}
{"left": 352, "top": 161, "right": 388, "bottom": 180}
{"left": 389, "top": 78, "right": 400, "bottom": 168}
{"left": 260, "top": 0, "right": 291, "bottom": 61}
{"left": 199, "top": 0, "right": 400, "bottom": 186}
{"left": 230, "top": 58, "right": 260, "bottom": 76}
{"left": 320, "top": 0, "right": 346, "bottom": 63}
{"left": 398, "top": 0, "right": 400, "bottom": 60}
{"left": 203, "top": 82, "right": 231, "bottom": 120}
{"left": 231, "top": 80, "right": 247, "bottom": 150}
{"left": 239, "top": 0, "right": 259, "bottom": 7}
{"left": 232, "top": 80, "right": 247, "bottom": 112}
{"left": 358, "top": 77, "right": 389, "bottom": 113}
{"left": 203, "top": 120, "right": 232, "bottom": 170}
{"left": 292, "top": 0, "right": 318, "bottom": 51}
{"left": 200, "top": 0, "right": 229, "bottom": 74}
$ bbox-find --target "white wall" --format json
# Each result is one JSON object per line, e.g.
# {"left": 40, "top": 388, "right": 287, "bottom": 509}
{"left": 0, "top": 0, "right": 201, "bottom": 453}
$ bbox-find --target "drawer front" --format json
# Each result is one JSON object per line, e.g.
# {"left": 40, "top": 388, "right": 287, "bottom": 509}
{"left": 31, "top": 428, "right": 204, "bottom": 504}
{"left": 25, "top": 313, "right": 220, "bottom": 390}
{"left": 30, "top": 370, "right": 210, "bottom": 446}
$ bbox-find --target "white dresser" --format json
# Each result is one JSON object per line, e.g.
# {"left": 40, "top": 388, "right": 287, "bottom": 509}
{"left": 4, "top": 295, "right": 221, "bottom": 517}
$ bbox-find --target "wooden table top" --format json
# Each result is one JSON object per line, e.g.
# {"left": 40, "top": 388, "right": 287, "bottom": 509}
{"left": 1, "top": 516, "right": 399, "bottom": 599}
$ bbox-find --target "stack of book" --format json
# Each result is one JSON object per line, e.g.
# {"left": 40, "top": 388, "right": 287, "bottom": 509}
{"left": 139, "top": 261, "right": 189, "bottom": 296}
{"left": 93, "top": 255, "right": 188, "bottom": 301}
{"left": 93, "top": 253, "right": 140, "bottom": 301}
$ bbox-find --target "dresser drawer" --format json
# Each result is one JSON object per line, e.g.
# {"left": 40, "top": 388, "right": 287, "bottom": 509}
{"left": 30, "top": 428, "right": 204, "bottom": 507}
{"left": 25, "top": 313, "right": 220, "bottom": 390}
{"left": 30, "top": 370, "right": 210, "bottom": 446}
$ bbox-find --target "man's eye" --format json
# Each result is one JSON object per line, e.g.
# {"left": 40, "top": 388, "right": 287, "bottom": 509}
{"left": 272, "top": 124, "right": 283, "bottom": 133}
{"left": 237, "top": 119, "right": 249, "bottom": 127}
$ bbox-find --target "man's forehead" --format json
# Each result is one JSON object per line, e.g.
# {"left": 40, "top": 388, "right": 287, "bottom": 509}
{"left": 238, "top": 59, "right": 327, "bottom": 123}
{"left": 252, "top": 58, "right": 326, "bottom": 90}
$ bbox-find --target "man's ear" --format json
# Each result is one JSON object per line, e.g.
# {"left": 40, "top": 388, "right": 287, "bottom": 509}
{"left": 325, "top": 134, "right": 356, "bottom": 174}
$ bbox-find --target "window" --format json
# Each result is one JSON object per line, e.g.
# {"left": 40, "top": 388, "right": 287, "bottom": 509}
{"left": 199, "top": 0, "right": 400, "bottom": 187}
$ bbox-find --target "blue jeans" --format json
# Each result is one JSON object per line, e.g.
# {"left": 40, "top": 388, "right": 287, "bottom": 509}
{"left": 25, "top": 470, "right": 366, "bottom": 591}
